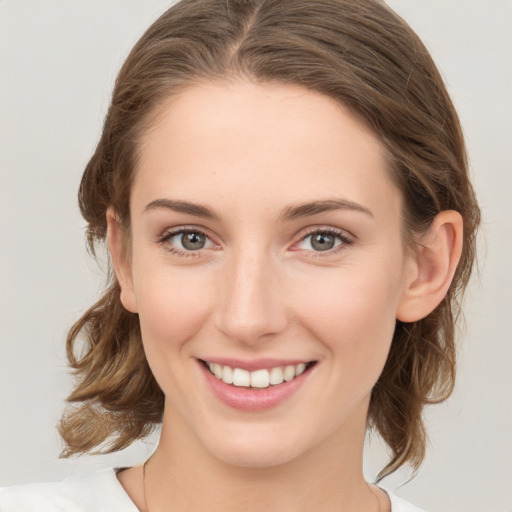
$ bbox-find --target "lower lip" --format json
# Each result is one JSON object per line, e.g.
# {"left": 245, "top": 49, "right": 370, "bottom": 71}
{"left": 198, "top": 360, "right": 314, "bottom": 412}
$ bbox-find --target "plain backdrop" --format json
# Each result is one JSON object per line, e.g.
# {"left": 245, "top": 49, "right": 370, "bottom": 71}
{"left": 1, "top": 1, "right": 511, "bottom": 511}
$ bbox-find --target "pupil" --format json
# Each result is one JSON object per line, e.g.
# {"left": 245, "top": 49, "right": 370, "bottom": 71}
{"left": 182, "top": 232, "right": 205, "bottom": 250}
{"left": 311, "top": 233, "right": 335, "bottom": 251}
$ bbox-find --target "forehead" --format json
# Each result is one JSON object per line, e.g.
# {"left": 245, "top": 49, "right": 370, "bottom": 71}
{"left": 133, "top": 80, "right": 401, "bottom": 223}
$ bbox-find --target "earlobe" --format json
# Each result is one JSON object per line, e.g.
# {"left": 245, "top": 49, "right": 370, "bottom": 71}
{"left": 106, "top": 207, "right": 138, "bottom": 314}
{"left": 396, "top": 210, "right": 463, "bottom": 323}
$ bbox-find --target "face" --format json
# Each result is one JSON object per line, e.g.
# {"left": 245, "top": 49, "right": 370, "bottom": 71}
{"left": 113, "top": 80, "right": 417, "bottom": 468}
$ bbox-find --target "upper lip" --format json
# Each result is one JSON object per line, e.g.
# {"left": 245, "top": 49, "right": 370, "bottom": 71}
{"left": 198, "top": 357, "right": 315, "bottom": 371}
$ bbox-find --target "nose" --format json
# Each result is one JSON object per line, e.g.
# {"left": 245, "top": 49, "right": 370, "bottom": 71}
{"left": 214, "top": 249, "right": 289, "bottom": 347}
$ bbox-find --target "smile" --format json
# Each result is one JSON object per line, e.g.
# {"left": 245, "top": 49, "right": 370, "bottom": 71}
{"left": 198, "top": 358, "right": 317, "bottom": 411}
{"left": 202, "top": 360, "right": 315, "bottom": 388}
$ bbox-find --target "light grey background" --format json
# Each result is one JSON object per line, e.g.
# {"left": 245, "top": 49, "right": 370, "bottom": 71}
{"left": 1, "top": 1, "right": 511, "bottom": 511}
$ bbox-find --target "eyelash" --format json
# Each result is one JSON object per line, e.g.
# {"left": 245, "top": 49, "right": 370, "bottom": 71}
{"left": 296, "top": 226, "right": 353, "bottom": 257}
{"left": 157, "top": 228, "right": 213, "bottom": 259}
{"left": 157, "top": 226, "right": 353, "bottom": 259}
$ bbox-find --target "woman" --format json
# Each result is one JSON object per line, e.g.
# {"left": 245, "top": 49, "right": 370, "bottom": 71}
{"left": 0, "top": 0, "right": 480, "bottom": 510}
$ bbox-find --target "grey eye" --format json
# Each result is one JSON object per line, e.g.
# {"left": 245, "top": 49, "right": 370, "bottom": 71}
{"left": 310, "top": 232, "right": 336, "bottom": 251}
{"left": 163, "top": 228, "right": 216, "bottom": 254}
{"left": 180, "top": 231, "right": 206, "bottom": 250}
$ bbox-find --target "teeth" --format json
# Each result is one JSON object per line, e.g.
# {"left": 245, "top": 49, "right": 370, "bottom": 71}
{"left": 283, "top": 365, "right": 296, "bottom": 382}
{"left": 232, "top": 368, "right": 250, "bottom": 387}
{"left": 269, "top": 367, "right": 284, "bottom": 385}
{"left": 295, "top": 363, "right": 306, "bottom": 376}
{"left": 206, "top": 361, "right": 311, "bottom": 388}
{"left": 250, "top": 369, "right": 270, "bottom": 388}
{"left": 213, "top": 363, "right": 223, "bottom": 379}
{"left": 222, "top": 365, "right": 233, "bottom": 384}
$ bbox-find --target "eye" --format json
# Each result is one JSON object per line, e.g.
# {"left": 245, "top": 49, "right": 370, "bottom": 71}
{"left": 294, "top": 228, "right": 352, "bottom": 253}
{"left": 173, "top": 231, "right": 208, "bottom": 250}
{"left": 158, "top": 228, "right": 217, "bottom": 255}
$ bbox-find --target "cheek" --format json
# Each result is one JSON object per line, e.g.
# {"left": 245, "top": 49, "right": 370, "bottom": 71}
{"left": 131, "top": 262, "right": 218, "bottom": 401}
{"left": 291, "top": 259, "right": 403, "bottom": 377}
{"left": 132, "top": 262, "right": 213, "bottom": 354}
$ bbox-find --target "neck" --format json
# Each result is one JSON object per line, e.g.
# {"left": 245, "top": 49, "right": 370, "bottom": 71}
{"left": 142, "top": 402, "right": 381, "bottom": 512}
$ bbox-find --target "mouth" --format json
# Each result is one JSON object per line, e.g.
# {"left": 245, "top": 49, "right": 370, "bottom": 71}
{"left": 199, "top": 359, "right": 317, "bottom": 389}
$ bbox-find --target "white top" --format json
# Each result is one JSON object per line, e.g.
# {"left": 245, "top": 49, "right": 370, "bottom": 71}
{"left": 0, "top": 468, "right": 426, "bottom": 511}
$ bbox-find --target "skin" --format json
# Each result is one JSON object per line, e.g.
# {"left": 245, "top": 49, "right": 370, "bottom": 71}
{"left": 110, "top": 80, "right": 463, "bottom": 512}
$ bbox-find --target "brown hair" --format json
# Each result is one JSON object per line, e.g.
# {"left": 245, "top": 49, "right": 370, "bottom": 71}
{"left": 59, "top": 0, "right": 480, "bottom": 480}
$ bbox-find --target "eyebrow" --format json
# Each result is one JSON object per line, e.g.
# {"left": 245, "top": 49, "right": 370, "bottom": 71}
{"left": 277, "top": 199, "right": 374, "bottom": 222}
{"left": 144, "top": 198, "right": 221, "bottom": 221}
{"left": 144, "top": 197, "right": 373, "bottom": 222}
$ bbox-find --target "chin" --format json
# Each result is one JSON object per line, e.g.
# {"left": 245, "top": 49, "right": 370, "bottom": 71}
{"left": 204, "top": 429, "right": 306, "bottom": 469}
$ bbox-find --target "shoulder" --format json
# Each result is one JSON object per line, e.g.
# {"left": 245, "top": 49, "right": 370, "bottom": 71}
{"left": 0, "top": 468, "right": 138, "bottom": 512}
{"left": 385, "top": 489, "right": 426, "bottom": 512}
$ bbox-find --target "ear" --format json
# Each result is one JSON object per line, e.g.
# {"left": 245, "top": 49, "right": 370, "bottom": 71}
{"left": 396, "top": 210, "right": 463, "bottom": 322}
{"left": 106, "top": 207, "right": 138, "bottom": 313}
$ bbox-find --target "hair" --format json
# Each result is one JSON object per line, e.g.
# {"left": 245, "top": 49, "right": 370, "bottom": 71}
{"left": 59, "top": 0, "right": 480, "bottom": 480}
